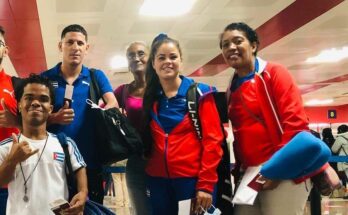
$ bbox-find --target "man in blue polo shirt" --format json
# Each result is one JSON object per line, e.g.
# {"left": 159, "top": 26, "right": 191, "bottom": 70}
{"left": 41, "top": 24, "right": 118, "bottom": 204}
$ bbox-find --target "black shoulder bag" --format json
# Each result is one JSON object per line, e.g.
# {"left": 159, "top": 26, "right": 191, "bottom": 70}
{"left": 187, "top": 83, "right": 233, "bottom": 214}
{"left": 87, "top": 69, "right": 143, "bottom": 165}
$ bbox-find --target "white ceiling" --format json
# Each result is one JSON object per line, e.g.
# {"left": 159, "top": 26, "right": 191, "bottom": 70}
{"left": 12, "top": 0, "right": 348, "bottom": 106}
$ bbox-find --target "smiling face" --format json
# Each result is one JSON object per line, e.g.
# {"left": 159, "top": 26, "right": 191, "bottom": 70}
{"left": 127, "top": 42, "right": 148, "bottom": 75}
{"left": 59, "top": 32, "right": 89, "bottom": 67}
{"left": 152, "top": 42, "right": 182, "bottom": 81}
{"left": 221, "top": 29, "right": 257, "bottom": 70}
{"left": 19, "top": 83, "right": 53, "bottom": 127}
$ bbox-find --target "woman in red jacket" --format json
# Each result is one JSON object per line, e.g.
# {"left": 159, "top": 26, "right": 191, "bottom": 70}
{"left": 143, "top": 34, "right": 223, "bottom": 215}
{"left": 220, "top": 22, "right": 313, "bottom": 215}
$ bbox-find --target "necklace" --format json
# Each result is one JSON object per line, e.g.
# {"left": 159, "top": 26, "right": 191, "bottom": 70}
{"left": 19, "top": 133, "right": 49, "bottom": 202}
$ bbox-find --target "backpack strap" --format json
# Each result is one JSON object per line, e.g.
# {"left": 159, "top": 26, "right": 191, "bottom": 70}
{"left": 187, "top": 83, "right": 202, "bottom": 139}
{"left": 56, "top": 132, "right": 77, "bottom": 199}
{"left": 89, "top": 68, "right": 106, "bottom": 104}
{"left": 186, "top": 82, "right": 233, "bottom": 211}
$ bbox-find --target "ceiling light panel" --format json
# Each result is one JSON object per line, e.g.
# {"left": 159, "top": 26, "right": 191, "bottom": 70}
{"left": 140, "top": 0, "right": 197, "bottom": 17}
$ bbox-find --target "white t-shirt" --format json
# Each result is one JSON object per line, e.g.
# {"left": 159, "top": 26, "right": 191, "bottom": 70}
{"left": 0, "top": 132, "right": 86, "bottom": 215}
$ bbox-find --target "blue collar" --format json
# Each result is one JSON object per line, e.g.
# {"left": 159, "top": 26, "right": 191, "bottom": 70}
{"left": 52, "top": 63, "right": 89, "bottom": 78}
{"left": 158, "top": 75, "right": 193, "bottom": 98}
{"left": 230, "top": 58, "right": 259, "bottom": 91}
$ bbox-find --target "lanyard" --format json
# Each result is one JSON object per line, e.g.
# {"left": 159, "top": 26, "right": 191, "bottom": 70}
{"left": 19, "top": 133, "right": 49, "bottom": 202}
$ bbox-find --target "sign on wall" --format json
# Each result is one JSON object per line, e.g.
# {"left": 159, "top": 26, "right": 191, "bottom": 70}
{"left": 328, "top": 110, "right": 337, "bottom": 119}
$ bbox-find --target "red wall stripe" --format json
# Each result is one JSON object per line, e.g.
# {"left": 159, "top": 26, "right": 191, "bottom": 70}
{"left": 189, "top": 0, "right": 344, "bottom": 78}
{"left": 0, "top": 0, "right": 47, "bottom": 77}
{"left": 305, "top": 104, "right": 348, "bottom": 123}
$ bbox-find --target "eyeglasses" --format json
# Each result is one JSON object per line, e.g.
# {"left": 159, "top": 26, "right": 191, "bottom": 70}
{"left": 0, "top": 40, "right": 5, "bottom": 47}
{"left": 127, "top": 51, "right": 146, "bottom": 61}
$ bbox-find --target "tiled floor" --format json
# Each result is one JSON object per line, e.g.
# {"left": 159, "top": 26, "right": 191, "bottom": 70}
{"left": 310, "top": 197, "right": 348, "bottom": 215}
{"left": 105, "top": 197, "right": 348, "bottom": 215}
{"left": 104, "top": 174, "right": 348, "bottom": 215}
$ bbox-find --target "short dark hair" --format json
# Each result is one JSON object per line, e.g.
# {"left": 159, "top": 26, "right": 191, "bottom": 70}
{"left": 0, "top": 25, "right": 5, "bottom": 37}
{"left": 219, "top": 22, "right": 260, "bottom": 56}
{"left": 16, "top": 74, "right": 55, "bottom": 105}
{"left": 61, "top": 24, "right": 88, "bottom": 41}
{"left": 337, "top": 124, "right": 348, "bottom": 134}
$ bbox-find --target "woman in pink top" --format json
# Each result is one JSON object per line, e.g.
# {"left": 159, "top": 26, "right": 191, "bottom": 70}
{"left": 113, "top": 41, "right": 152, "bottom": 215}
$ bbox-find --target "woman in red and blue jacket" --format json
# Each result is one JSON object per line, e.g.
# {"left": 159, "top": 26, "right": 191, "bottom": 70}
{"left": 220, "top": 22, "right": 332, "bottom": 215}
{"left": 143, "top": 34, "right": 223, "bottom": 215}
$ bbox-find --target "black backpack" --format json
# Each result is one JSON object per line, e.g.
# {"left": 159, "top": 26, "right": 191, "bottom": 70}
{"left": 186, "top": 83, "right": 233, "bottom": 214}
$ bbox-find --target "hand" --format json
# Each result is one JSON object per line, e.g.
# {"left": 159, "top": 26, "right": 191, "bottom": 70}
{"left": 63, "top": 191, "right": 87, "bottom": 215}
{"left": 49, "top": 101, "right": 74, "bottom": 125}
{"left": 195, "top": 191, "right": 212, "bottom": 214}
{"left": 7, "top": 133, "right": 39, "bottom": 165}
{"left": 119, "top": 108, "right": 127, "bottom": 116}
{"left": 0, "top": 98, "right": 19, "bottom": 128}
{"left": 257, "top": 175, "right": 281, "bottom": 190}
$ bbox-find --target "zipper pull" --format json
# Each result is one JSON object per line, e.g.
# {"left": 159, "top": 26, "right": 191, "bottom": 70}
{"left": 113, "top": 118, "right": 126, "bottom": 136}
{"left": 119, "top": 126, "right": 126, "bottom": 136}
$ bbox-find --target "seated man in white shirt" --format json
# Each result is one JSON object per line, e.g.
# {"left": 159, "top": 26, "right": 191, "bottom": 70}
{"left": 0, "top": 74, "right": 88, "bottom": 215}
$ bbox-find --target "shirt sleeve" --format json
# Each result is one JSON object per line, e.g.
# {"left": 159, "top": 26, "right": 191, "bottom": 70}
{"left": 0, "top": 139, "right": 12, "bottom": 164}
{"left": 268, "top": 64, "right": 309, "bottom": 147}
{"left": 94, "top": 70, "right": 113, "bottom": 96}
{"left": 66, "top": 137, "right": 87, "bottom": 171}
{"left": 114, "top": 84, "right": 126, "bottom": 108}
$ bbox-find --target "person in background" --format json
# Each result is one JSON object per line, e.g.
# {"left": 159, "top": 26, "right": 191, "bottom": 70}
{"left": 142, "top": 34, "right": 223, "bottom": 215}
{"left": 331, "top": 124, "right": 348, "bottom": 198}
{"left": 220, "top": 22, "right": 316, "bottom": 215}
{"left": 113, "top": 41, "right": 152, "bottom": 215}
{"left": 109, "top": 159, "right": 130, "bottom": 209}
{"left": 322, "top": 128, "right": 335, "bottom": 148}
{"left": 322, "top": 127, "right": 338, "bottom": 173}
{"left": 41, "top": 24, "right": 118, "bottom": 204}
{"left": 0, "top": 74, "right": 87, "bottom": 215}
{"left": 0, "top": 25, "right": 21, "bottom": 215}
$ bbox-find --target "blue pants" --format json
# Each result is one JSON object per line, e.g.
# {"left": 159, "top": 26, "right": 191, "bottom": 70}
{"left": 147, "top": 176, "right": 216, "bottom": 215}
{"left": 0, "top": 188, "right": 8, "bottom": 215}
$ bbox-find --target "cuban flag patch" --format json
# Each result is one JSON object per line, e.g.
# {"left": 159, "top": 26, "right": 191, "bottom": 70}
{"left": 53, "top": 152, "right": 65, "bottom": 163}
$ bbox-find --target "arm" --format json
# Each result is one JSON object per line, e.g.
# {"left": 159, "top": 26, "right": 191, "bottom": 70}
{"left": 267, "top": 64, "right": 309, "bottom": 146}
{"left": 63, "top": 137, "right": 87, "bottom": 215}
{"left": 95, "top": 70, "right": 119, "bottom": 109}
{"left": 0, "top": 98, "right": 21, "bottom": 129}
{"left": 102, "top": 92, "right": 119, "bottom": 109}
{"left": 64, "top": 167, "right": 88, "bottom": 215}
{"left": 0, "top": 157, "right": 17, "bottom": 186}
{"left": 47, "top": 101, "right": 75, "bottom": 125}
{"left": 0, "top": 134, "right": 39, "bottom": 186}
{"left": 331, "top": 137, "right": 343, "bottom": 154}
